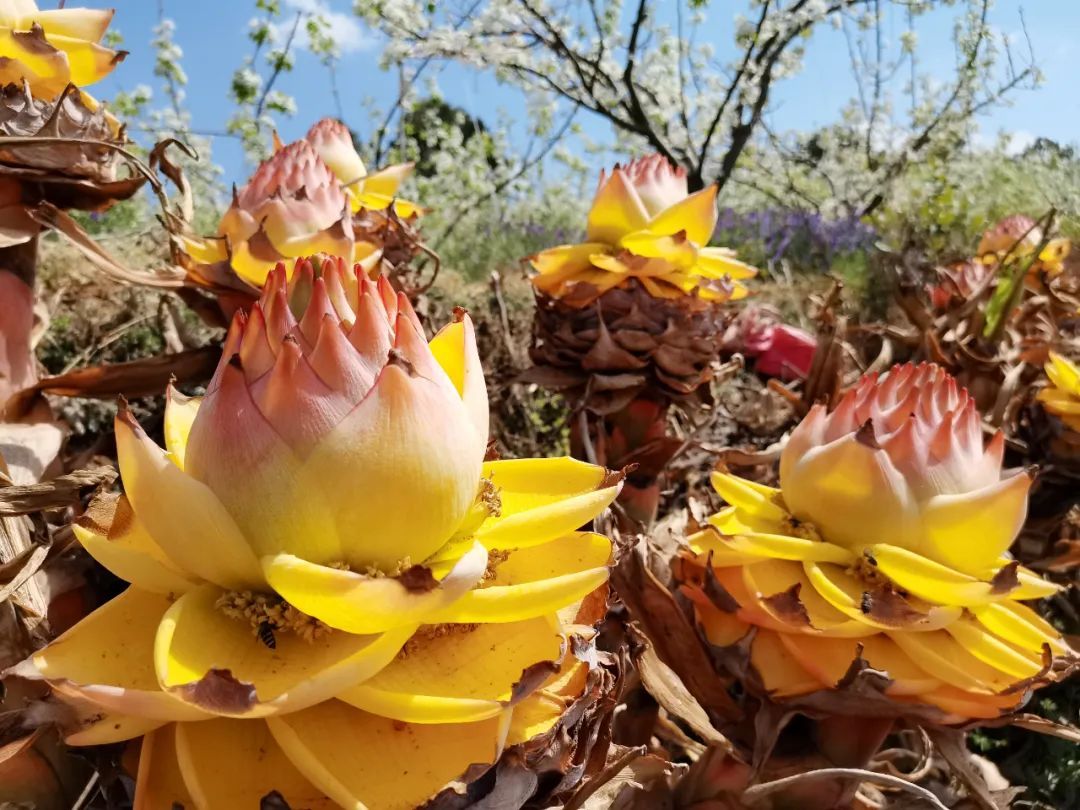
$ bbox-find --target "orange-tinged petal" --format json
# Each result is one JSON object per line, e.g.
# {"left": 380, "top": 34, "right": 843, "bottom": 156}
{"left": 25, "top": 588, "right": 210, "bottom": 722}
{"left": 263, "top": 542, "right": 488, "bottom": 635}
{"left": 154, "top": 584, "right": 412, "bottom": 717}
{"left": 914, "top": 685, "right": 1020, "bottom": 720}
{"left": 887, "top": 630, "right": 1016, "bottom": 693}
{"left": 645, "top": 184, "right": 717, "bottom": 246}
{"left": 73, "top": 493, "right": 197, "bottom": 596}
{"left": 176, "top": 718, "right": 336, "bottom": 808}
{"left": 750, "top": 631, "right": 821, "bottom": 697}
{"left": 779, "top": 634, "right": 940, "bottom": 696}
{"left": 422, "top": 532, "right": 611, "bottom": 624}
{"left": 267, "top": 700, "right": 506, "bottom": 810}
{"left": 742, "top": 559, "right": 876, "bottom": 637}
{"left": 477, "top": 457, "right": 620, "bottom": 549}
{"left": 339, "top": 616, "right": 563, "bottom": 724}
{"left": 586, "top": 169, "right": 649, "bottom": 243}
{"left": 134, "top": 725, "right": 193, "bottom": 810}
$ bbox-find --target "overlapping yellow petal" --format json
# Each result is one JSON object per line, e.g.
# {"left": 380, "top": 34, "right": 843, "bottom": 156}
{"left": 532, "top": 155, "right": 755, "bottom": 306}
{"left": 115, "top": 407, "right": 264, "bottom": 590}
{"left": 134, "top": 725, "right": 195, "bottom": 810}
{"left": 424, "top": 532, "right": 611, "bottom": 624}
{"left": 339, "top": 617, "right": 563, "bottom": 724}
{"left": 268, "top": 701, "right": 507, "bottom": 810}
{"left": 263, "top": 541, "right": 487, "bottom": 635}
{"left": 477, "top": 456, "right": 621, "bottom": 549}
{"left": 73, "top": 493, "right": 197, "bottom": 596}
{"left": 24, "top": 588, "right": 210, "bottom": 723}
{"left": 153, "top": 584, "right": 412, "bottom": 717}
{"left": 1039, "top": 352, "right": 1080, "bottom": 432}
{"left": 176, "top": 718, "right": 336, "bottom": 809}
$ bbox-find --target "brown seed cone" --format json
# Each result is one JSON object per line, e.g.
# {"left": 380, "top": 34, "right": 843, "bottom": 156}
{"left": 0, "top": 82, "right": 143, "bottom": 211}
{"left": 527, "top": 279, "right": 727, "bottom": 415}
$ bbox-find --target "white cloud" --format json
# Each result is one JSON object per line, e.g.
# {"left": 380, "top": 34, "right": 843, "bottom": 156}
{"left": 1004, "top": 129, "right": 1036, "bottom": 156}
{"left": 280, "top": 0, "right": 371, "bottom": 55}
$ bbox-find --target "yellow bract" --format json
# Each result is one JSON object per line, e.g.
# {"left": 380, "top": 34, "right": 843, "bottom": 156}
{"left": 0, "top": 2, "right": 122, "bottom": 99}
{"left": 1039, "top": 352, "right": 1080, "bottom": 432}
{"left": 530, "top": 154, "right": 756, "bottom": 306}
{"left": 16, "top": 262, "right": 619, "bottom": 808}
{"left": 679, "top": 468, "right": 1072, "bottom": 723}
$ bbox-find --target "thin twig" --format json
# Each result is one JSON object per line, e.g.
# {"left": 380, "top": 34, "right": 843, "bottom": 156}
{"left": 253, "top": 10, "right": 303, "bottom": 120}
{"left": 741, "top": 767, "right": 949, "bottom": 809}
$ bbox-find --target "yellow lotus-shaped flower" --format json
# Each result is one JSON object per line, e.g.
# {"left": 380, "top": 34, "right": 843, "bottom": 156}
{"left": 677, "top": 363, "right": 1074, "bottom": 722}
{"left": 185, "top": 119, "right": 420, "bottom": 291}
{"left": 0, "top": 1, "right": 124, "bottom": 99}
{"left": 530, "top": 154, "right": 756, "bottom": 306}
{"left": 1038, "top": 351, "right": 1080, "bottom": 432}
{"left": 13, "top": 256, "right": 619, "bottom": 808}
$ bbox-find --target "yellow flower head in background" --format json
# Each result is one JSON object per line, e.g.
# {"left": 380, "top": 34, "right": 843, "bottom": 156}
{"left": 1038, "top": 351, "right": 1080, "bottom": 432}
{"left": 14, "top": 256, "right": 620, "bottom": 809}
{"left": 185, "top": 119, "right": 420, "bottom": 290}
{"left": 678, "top": 363, "right": 1074, "bottom": 723}
{"left": 531, "top": 154, "right": 756, "bottom": 307}
{"left": 0, "top": 0, "right": 124, "bottom": 99}
{"left": 978, "top": 214, "right": 1071, "bottom": 282}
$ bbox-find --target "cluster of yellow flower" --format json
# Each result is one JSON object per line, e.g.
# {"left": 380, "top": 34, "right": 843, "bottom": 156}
{"left": 1, "top": 4, "right": 1077, "bottom": 809}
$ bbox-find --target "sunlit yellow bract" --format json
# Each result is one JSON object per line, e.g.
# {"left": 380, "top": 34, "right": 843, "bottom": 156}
{"left": 530, "top": 154, "right": 757, "bottom": 306}
{"left": 677, "top": 363, "right": 1074, "bottom": 722}
{"left": 1038, "top": 352, "right": 1080, "bottom": 433}
{"left": 184, "top": 118, "right": 420, "bottom": 289}
{"left": 0, "top": 1, "right": 123, "bottom": 99}
{"left": 15, "top": 256, "right": 618, "bottom": 809}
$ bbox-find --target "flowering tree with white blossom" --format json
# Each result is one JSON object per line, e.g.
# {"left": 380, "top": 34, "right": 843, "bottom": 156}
{"left": 357, "top": 0, "right": 1039, "bottom": 215}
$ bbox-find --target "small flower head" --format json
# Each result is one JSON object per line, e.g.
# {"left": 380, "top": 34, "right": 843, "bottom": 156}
{"left": 530, "top": 154, "right": 756, "bottom": 307}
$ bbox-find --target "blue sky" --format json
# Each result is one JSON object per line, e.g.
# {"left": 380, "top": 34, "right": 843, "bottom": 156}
{"left": 91, "top": 0, "right": 1077, "bottom": 186}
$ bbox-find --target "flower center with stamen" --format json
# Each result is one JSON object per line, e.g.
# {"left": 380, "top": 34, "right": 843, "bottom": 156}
{"left": 452, "top": 478, "right": 502, "bottom": 540}
{"left": 215, "top": 590, "right": 331, "bottom": 643}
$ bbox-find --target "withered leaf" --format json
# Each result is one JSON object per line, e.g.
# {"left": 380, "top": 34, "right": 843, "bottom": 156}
{"left": 175, "top": 668, "right": 257, "bottom": 714}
